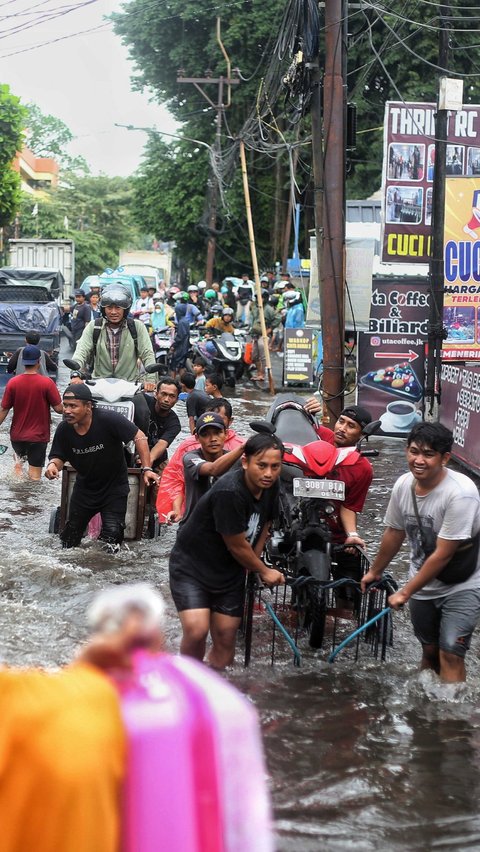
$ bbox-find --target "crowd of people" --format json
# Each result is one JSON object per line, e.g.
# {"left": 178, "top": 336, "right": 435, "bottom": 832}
{"left": 1, "top": 274, "right": 480, "bottom": 687}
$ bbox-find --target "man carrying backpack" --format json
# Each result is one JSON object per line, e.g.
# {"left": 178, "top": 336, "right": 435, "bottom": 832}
{"left": 71, "top": 284, "right": 156, "bottom": 431}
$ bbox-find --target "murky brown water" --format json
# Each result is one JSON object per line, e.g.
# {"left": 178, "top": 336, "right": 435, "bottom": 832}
{"left": 1, "top": 351, "right": 480, "bottom": 851}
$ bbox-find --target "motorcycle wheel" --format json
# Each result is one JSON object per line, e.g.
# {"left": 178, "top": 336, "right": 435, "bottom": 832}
{"left": 307, "top": 585, "right": 327, "bottom": 649}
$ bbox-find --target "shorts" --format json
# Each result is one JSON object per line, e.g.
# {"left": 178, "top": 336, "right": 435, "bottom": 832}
{"left": 409, "top": 589, "right": 480, "bottom": 658}
{"left": 11, "top": 441, "right": 48, "bottom": 467}
{"left": 169, "top": 571, "right": 245, "bottom": 618}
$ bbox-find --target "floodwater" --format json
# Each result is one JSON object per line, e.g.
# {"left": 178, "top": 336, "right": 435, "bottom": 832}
{"left": 1, "top": 354, "right": 480, "bottom": 851}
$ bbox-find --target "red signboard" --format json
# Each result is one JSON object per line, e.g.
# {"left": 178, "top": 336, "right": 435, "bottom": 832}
{"left": 381, "top": 101, "right": 480, "bottom": 264}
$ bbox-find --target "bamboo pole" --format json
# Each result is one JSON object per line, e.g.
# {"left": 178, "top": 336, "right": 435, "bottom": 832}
{"left": 239, "top": 140, "right": 276, "bottom": 395}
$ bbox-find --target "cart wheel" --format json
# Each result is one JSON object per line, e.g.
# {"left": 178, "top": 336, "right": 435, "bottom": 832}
{"left": 49, "top": 506, "right": 60, "bottom": 534}
{"left": 307, "top": 586, "right": 327, "bottom": 649}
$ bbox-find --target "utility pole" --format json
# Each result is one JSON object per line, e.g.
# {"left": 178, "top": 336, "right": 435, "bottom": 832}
{"left": 177, "top": 19, "right": 239, "bottom": 285}
{"left": 320, "top": 0, "right": 346, "bottom": 424}
{"left": 425, "top": 2, "right": 451, "bottom": 416}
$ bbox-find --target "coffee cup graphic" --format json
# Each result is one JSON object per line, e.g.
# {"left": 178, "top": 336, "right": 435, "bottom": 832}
{"left": 386, "top": 400, "right": 417, "bottom": 428}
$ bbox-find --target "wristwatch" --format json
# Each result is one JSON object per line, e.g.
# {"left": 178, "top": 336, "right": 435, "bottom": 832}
{"left": 141, "top": 466, "right": 154, "bottom": 473}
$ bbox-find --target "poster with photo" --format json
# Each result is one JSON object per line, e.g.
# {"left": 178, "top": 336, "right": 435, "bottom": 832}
{"left": 381, "top": 101, "right": 480, "bottom": 263}
{"left": 357, "top": 278, "right": 428, "bottom": 436}
{"left": 443, "top": 176, "right": 480, "bottom": 359}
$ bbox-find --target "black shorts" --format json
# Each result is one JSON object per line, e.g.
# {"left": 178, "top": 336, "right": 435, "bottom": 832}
{"left": 11, "top": 441, "right": 48, "bottom": 467}
{"left": 169, "top": 571, "right": 246, "bottom": 618}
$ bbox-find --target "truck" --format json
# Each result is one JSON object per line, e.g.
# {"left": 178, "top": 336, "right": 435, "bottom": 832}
{"left": 118, "top": 248, "right": 173, "bottom": 288}
{"left": 0, "top": 267, "right": 63, "bottom": 385}
{"left": 8, "top": 239, "right": 75, "bottom": 298}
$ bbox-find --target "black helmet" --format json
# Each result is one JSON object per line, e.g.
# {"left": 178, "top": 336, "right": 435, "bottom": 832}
{"left": 100, "top": 284, "right": 132, "bottom": 317}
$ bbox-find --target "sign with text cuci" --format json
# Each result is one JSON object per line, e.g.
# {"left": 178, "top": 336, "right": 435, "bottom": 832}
{"left": 381, "top": 101, "right": 480, "bottom": 264}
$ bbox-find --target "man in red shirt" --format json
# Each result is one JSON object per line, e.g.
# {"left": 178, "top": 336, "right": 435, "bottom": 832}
{"left": 0, "top": 344, "right": 63, "bottom": 480}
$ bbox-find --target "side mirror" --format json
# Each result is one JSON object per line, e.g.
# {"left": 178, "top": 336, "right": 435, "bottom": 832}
{"left": 362, "top": 419, "right": 382, "bottom": 438}
{"left": 249, "top": 420, "right": 276, "bottom": 435}
{"left": 63, "top": 358, "right": 81, "bottom": 371}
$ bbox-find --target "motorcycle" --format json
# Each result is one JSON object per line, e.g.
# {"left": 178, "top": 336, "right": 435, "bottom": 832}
{"left": 152, "top": 325, "right": 174, "bottom": 370}
{"left": 256, "top": 394, "right": 381, "bottom": 648}
{"left": 52, "top": 361, "right": 167, "bottom": 540}
{"left": 189, "top": 329, "right": 244, "bottom": 387}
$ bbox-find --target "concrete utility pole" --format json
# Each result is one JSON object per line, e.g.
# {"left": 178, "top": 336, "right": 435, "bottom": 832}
{"left": 177, "top": 19, "right": 239, "bottom": 285}
{"left": 320, "top": 0, "right": 346, "bottom": 424}
{"left": 425, "top": 2, "right": 451, "bottom": 416}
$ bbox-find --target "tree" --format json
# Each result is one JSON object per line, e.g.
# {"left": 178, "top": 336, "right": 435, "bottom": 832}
{"left": 0, "top": 85, "right": 26, "bottom": 228}
{"left": 17, "top": 174, "right": 141, "bottom": 283}
{"left": 25, "top": 103, "right": 89, "bottom": 175}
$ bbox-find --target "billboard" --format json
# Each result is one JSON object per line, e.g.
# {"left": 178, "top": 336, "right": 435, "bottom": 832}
{"left": 443, "top": 176, "right": 480, "bottom": 359}
{"left": 357, "top": 278, "right": 427, "bottom": 436}
{"left": 381, "top": 101, "right": 480, "bottom": 264}
{"left": 440, "top": 363, "right": 480, "bottom": 475}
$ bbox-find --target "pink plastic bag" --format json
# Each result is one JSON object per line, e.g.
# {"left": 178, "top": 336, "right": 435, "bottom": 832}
{"left": 113, "top": 652, "right": 273, "bottom": 852}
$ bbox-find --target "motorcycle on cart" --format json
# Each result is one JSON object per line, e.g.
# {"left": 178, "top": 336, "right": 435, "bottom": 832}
{"left": 243, "top": 395, "right": 396, "bottom": 665}
{"left": 48, "top": 362, "right": 167, "bottom": 541}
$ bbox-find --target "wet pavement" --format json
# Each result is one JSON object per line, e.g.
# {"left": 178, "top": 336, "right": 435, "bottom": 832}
{"left": 1, "top": 349, "right": 480, "bottom": 850}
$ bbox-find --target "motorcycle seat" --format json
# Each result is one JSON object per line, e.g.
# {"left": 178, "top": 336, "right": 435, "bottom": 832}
{"left": 271, "top": 407, "right": 319, "bottom": 446}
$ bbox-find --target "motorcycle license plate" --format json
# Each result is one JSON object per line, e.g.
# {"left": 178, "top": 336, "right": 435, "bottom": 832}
{"left": 293, "top": 478, "right": 345, "bottom": 501}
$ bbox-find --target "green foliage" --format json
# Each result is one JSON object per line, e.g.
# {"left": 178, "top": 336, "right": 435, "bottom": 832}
{"left": 0, "top": 84, "right": 26, "bottom": 227}
{"left": 17, "top": 173, "right": 141, "bottom": 283}
{"left": 25, "top": 103, "right": 89, "bottom": 174}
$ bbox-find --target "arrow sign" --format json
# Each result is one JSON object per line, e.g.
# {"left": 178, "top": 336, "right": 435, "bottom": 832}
{"left": 373, "top": 349, "right": 419, "bottom": 363}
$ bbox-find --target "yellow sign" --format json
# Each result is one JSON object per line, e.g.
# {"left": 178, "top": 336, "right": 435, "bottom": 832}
{"left": 443, "top": 177, "right": 480, "bottom": 359}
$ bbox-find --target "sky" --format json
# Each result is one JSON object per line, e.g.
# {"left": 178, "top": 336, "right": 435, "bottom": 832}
{"left": 0, "top": 0, "right": 178, "bottom": 176}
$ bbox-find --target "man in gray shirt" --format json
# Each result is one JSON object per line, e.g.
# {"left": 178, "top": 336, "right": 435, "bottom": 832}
{"left": 362, "top": 422, "right": 480, "bottom": 683}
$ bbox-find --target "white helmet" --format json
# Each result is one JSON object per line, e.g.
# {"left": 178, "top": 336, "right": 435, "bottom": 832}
{"left": 188, "top": 284, "right": 198, "bottom": 292}
{"left": 197, "top": 280, "right": 207, "bottom": 289}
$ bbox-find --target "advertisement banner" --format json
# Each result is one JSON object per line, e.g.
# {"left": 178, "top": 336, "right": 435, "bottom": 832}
{"left": 381, "top": 101, "right": 480, "bottom": 264}
{"left": 440, "top": 363, "right": 480, "bottom": 475}
{"left": 283, "top": 328, "right": 314, "bottom": 385}
{"left": 357, "top": 278, "right": 427, "bottom": 436}
{"left": 443, "top": 176, "right": 480, "bottom": 359}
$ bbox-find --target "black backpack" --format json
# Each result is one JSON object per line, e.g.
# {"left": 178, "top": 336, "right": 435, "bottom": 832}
{"left": 92, "top": 317, "right": 139, "bottom": 359}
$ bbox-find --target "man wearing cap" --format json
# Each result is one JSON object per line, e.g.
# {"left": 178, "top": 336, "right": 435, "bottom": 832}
{"left": 0, "top": 345, "right": 63, "bottom": 479}
{"left": 165, "top": 411, "right": 245, "bottom": 524}
{"left": 71, "top": 290, "right": 92, "bottom": 343}
{"left": 45, "top": 384, "right": 158, "bottom": 551}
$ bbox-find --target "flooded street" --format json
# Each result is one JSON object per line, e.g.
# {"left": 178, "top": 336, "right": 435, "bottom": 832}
{"left": 2, "top": 357, "right": 480, "bottom": 850}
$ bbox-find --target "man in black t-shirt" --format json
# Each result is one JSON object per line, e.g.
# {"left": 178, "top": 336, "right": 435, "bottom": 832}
{"left": 143, "top": 377, "right": 181, "bottom": 471}
{"left": 45, "top": 383, "right": 158, "bottom": 551}
{"left": 168, "top": 411, "right": 245, "bottom": 523}
{"left": 169, "top": 432, "right": 285, "bottom": 669}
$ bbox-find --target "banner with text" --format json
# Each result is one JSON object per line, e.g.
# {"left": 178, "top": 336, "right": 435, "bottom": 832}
{"left": 443, "top": 176, "right": 480, "bottom": 359}
{"left": 381, "top": 101, "right": 480, "bottom": 264}
{"left": 357, "top": 278, "right": 427, "bottom": 436}
{"left": 440, "top": 363, "right": 480, "bottom": 475}
{"left": 284, "top": 328, "right": 315, "bottom": 385}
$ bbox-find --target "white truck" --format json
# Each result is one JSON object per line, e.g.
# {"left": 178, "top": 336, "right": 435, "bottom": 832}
{"left": 8, "top": 239, "right": 75, "bottom": 298}
{"left": 118, "top": 248, "right": 173, "bottom": 288}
